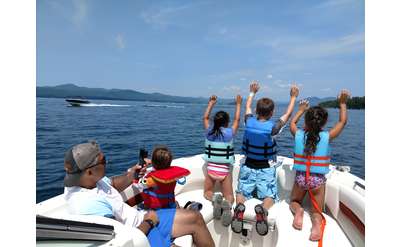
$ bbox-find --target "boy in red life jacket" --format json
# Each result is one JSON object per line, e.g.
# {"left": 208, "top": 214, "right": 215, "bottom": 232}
{"left": 141, "top": 145, "right": 190, "bottom": 210}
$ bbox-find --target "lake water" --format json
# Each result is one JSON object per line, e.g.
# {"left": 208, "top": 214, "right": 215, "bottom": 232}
{"left": 36, "top": 97, "right": 365, "bottom": 203}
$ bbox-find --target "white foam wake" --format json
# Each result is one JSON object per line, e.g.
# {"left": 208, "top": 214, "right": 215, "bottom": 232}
{"left": 82, "top": 103, "right": 130, "bottom": 107}
{"left": 144, "top": 104, "right": 185, "bottom": 108}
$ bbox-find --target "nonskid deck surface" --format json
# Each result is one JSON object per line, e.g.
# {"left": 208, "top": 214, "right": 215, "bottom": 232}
{"left": 176, "top": 190, "right": 352, "bottom": 247}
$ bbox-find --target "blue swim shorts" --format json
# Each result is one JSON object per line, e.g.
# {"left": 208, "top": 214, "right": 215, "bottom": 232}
{"left": 147, "top": 208, "right": 176, "bottom": 247}
{"left": 236, "top": 164, "right": 278, "bottom": 201}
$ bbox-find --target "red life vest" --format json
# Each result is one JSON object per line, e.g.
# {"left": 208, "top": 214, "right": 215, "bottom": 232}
{"left": 141, "top": 166, "right": 190, "bottom": 209}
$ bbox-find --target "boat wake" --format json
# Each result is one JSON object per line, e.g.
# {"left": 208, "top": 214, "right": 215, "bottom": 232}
{"left": 81, "top": 103, "right": 131, "bottom": 107}
{"left": 144, "top": 104, "right": 185, "bottom": 108}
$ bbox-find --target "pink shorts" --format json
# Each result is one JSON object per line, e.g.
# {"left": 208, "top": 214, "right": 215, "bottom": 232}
{"left": 295, "top": 171, "right": 326, "bottom": 190}
{"left": 207, "top": 162, "right": 230, "bottom": 180}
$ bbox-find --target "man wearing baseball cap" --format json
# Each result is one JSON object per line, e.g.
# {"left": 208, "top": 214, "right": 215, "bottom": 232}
{"left": 63, "top": 140, "right": 214, "bottom": 247}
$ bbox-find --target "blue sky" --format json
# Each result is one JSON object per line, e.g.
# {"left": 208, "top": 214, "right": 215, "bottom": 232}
{"left": 37, "top": 0, "right": 364, "bottom": 99}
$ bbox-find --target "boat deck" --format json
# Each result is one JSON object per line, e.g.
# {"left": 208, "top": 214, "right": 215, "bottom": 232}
{"left": 176, "top": 189, "right": 352, "bottom": 247}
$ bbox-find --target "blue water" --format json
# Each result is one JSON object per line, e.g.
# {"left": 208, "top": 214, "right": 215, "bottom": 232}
{"left": 36, "top": 97, "right": 365, "bottom": 203}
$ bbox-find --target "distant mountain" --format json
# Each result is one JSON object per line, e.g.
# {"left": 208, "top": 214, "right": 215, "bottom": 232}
{"left": 37, "top": 84, "right": 350, "bottom": 106}
{"left": 36, "top": 84, "right": 209, "bottom": 104}
{"left": 304, "top": 97, "right": 336, "bottom": 106}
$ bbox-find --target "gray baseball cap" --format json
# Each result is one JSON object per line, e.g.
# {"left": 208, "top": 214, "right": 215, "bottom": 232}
{"left": 64, "top": 141, "right": 101, "bottom": 187}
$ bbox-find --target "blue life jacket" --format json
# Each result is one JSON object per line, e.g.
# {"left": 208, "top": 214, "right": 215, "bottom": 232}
{"left": 293, "top": 129, "right": 331, "bottom": 174}
{"left": 241, "top": 117, "right": 277, "bottom": 162}
{"left": 203, "top": 139, "right": 235, "bottom": 164}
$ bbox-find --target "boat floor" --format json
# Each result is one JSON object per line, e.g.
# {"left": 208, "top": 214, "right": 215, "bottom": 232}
{"left": 176, "top": 189, "right": 352, "bottom": 247}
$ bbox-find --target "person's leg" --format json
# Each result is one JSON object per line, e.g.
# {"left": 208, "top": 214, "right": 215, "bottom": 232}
{"left": 203, "top": 173, "right": 216, "bottom": 201}
{"left": 262, "top": 197, "right": 274, "bottom": 210}
{"left": 290, "top": 181, "right": 307, "bottom": 230}
{"left": 221, "top": 172, "right": 234, "bottom": 204}
{"left": 256, "top": 167, "right": 278, "bottom": 209}
{"left": 235, "top": 164, "right": 254, "bottom": 205}
{"left": 235, "top": 193, "right": 246, "bottom": 205}
{"left": 309, "top": 184, "right": 325, "bottom": 241}
{"left": 171, "top": 208, "right": 215, "bottom": 247}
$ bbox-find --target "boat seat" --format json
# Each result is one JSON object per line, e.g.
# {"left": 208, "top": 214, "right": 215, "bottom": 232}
{"left": 37, "top": 195, "right": 193, "bottom": 247}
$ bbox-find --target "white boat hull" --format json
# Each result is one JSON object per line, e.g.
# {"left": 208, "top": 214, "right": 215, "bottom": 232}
{"left": 37, "top": 154, "right": 365, "bottom": 247}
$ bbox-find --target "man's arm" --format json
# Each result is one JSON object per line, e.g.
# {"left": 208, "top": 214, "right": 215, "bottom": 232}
{"left": 231, "top": 95, "right": 242, "bottom": 134}
{"left": 111, "top": 159, "right": 149, "bottom": 192}
{"left": 137, "top": 210, "right": 159, "bottom": 235}
{"left": 329, "top": 90, "right": 350, "bottom": 140}
{"left": 290, "top": 99, "right": 309, "bottom": 136}
{"left": 245, "top": 81, "right": 260, "bottom": 115}
{"left": 203, "top": 95, "right": 217, "bottom": 130}
{"left": 279, "top": 84, "right": 299, "bottom": 124}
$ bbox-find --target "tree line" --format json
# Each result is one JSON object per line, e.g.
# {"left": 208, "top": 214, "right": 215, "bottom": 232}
{"left": 319, "top": 96, "right": 364, "bottom": 109}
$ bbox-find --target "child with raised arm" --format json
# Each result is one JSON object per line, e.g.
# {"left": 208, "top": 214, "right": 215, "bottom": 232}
{"left": 203, "top": 94, "right": 242, "bottom": 226}
{"left": 289, "top": 90, "right": 350, "bottom": 244}
{"left": 232, "top": 81, "right": 299, "bottom": 236}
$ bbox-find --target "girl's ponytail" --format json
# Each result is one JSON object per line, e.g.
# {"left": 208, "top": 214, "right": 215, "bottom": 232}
{"left": 210, "top": 111, "right": 230, "bottom": 137}
{"left": 304, "top": 106, "right": 328, "bottom": 156}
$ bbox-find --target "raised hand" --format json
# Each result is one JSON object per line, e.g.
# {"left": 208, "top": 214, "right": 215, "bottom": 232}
{"left": 290, "top": 84, "right": 299, "bottom": 98}
{"left": 298, "top": 99, "right": 310, "bottom": 112}
{"left": 235, "top": 95, "right": 242, "bottom": 105}
{"left": 338, "top": 89, "right": 351, "bottom": 105}
{"left": 249, "top": 81, "right": 260, "bottom": 93}
{"left": 208, "top": 95, "right": 217, "bottom": 106}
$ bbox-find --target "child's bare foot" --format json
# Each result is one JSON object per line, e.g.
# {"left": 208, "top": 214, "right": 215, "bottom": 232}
{"left": 204, "top": 190, "right": 213, "bottom": 201}
{"left": 292, "top": 207, "right": 304, "bottom": 230}
{"left": 309, "top": 214, "right": 322, "bottom": 241}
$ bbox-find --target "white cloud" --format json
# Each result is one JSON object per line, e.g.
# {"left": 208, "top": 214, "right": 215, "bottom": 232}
{"left": 287, "top": 32, "right": 364, "bottom": 58}
{"left": 273, "top": 80, "right": 291, "bottom": 88}
{"left": 209, "top": 69, "right": 256, "bottom": 82}
{"left": 219, "top": 28, "right": 228, "bottom": 35}
{"left": 316, "top": 0, "right": 354, "bottom": 9}
{"left": 222, "top": 85, "right": 242, "bottom": 92}
{"left": 267, "top": 74, "right": 273, "bottom": 79}
{"left": 321, "top": 88, "right": 332, "bottom": 92}
{"left": 115, "top": 34, "right": 126, "bottom": 50}
{"left": 72, "top": 0, "right": 88, "bottom": 28}
{"left": 140, "top": 2, "right": 207, "bottom": 28}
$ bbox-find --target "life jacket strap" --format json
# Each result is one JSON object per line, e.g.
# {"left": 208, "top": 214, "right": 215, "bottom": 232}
{"left": 241, "top": 148, "right": 277, "bottom": 157}
{"left": 294, "top": 160, "right": 330, "bottom": 167}
{"left": 142, "top": 190, "right": 175, "bottom": 199}
{"left": 242, "top": 140, "right": 276, "bottom": 150}
{"left": 305, "top": 158, "right": 326, "bottom": 247}
{"left": 294, "top": 154, "right": 330, "bottom": 160}
{"left": 205, "top": 144, "right": 234, "bottom": 159}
